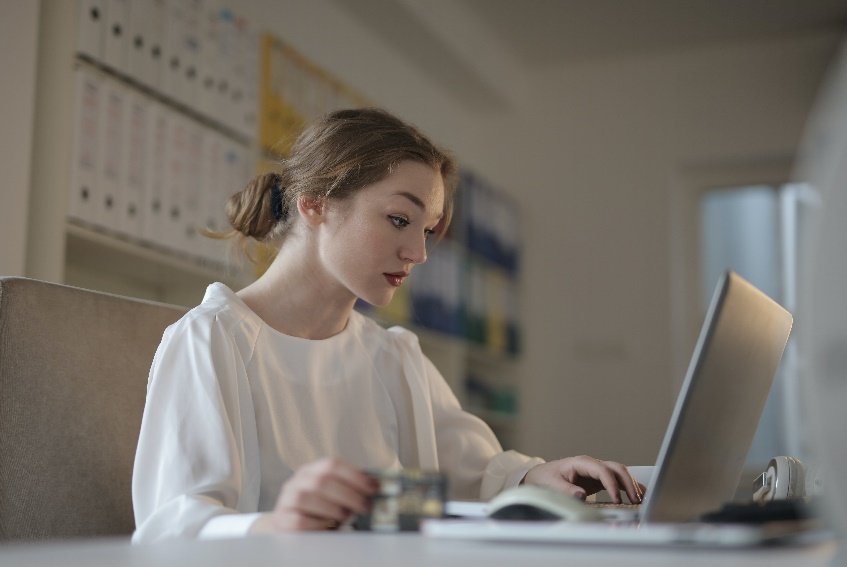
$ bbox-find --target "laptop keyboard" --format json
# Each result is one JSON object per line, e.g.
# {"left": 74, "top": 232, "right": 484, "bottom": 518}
{"left": 587, "top": 502, "right": 641, "bottom": 510}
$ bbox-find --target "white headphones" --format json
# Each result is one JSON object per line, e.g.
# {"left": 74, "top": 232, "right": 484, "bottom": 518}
{"left": 752, "top": 456, "right": 806, "bottom": 503}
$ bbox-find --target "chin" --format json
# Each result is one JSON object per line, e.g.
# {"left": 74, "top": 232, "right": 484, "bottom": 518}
{"left": 360, "top": 289, "right": 396, "bottom": 308}
{"left": 368, "top": 295, "right": 394, "bottom": 308}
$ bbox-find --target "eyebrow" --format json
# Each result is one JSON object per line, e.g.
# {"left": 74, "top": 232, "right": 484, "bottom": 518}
{"left": 396, "top": 191, "right": 425, "bottom": 210}
{"left": 395, "top": 192, "right": 444, "bottom": 219}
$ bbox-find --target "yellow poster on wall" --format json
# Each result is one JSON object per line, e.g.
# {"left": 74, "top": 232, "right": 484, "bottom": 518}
{"left": 259, "top": 35, "right": 305, "bottom": 156}
{"left": 259, "top": 34, "right": 368, "bottom": 158}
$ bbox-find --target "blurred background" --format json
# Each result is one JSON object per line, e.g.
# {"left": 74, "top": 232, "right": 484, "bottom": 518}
{"left": 2, "top": 0, "right": 847, "bottom": 484}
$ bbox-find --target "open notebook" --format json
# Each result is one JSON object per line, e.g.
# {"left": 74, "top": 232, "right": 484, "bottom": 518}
{"left": 426, "top": 271, "right": 795, "bottom": 546}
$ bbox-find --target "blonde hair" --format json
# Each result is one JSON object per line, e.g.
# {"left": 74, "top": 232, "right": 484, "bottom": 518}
{"left": 217, "top": 108, "right": 456, "bottom": 260}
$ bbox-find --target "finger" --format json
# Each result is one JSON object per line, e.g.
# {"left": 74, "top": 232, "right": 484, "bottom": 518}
{"left": 542, "top": 479, "right": 588, "bottom": 500}
{"left": 312, "top": 458, "right": 378, "bottom": 495}
{"left": 603, "top": 461, "right": 643, "bottom": 504}
{"left": 280, "top": 489, "right": 351, "bottom": 522}
{"left": 529, "top": 471, "right": 587, "bottom": 500}
{"left": 562, "top": 483, "right": 588, "bottom": 501}
{"left": 283, "top": 475, "right": 371, "bottom": 516}
{"left": 593, "top": 467, "right": 623, "bottom": 504}
{"left": 625, "top": 476, "right": 646, "bottom": 505}
{"left": 298, "top": 459, "right": 375, "bottom": 513}
{"left": 315, "top": 477, "right": 373, "bottom": 515}
{"left": 572, "top": 457, "right": 622, "bottom": 502}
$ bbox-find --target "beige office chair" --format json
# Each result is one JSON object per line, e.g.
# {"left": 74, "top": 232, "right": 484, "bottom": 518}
{"left": 0, "top": 277, "right": 186, "bottom": 541}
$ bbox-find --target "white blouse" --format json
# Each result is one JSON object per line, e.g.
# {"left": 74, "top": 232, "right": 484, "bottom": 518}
{"left": 132, "top": 283, "right": 543, "bottom": 542}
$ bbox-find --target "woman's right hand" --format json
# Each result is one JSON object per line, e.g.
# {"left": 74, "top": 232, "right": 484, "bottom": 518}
{"left": 250, "top": 458, "right": 377, "bottom": 533}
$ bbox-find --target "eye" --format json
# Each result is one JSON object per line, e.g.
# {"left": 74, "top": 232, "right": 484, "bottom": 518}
{"left": 389, "top": 215, "right": 410, "bottom": 229}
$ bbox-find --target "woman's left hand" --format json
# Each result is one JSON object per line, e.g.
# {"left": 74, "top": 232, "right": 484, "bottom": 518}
{"left": 522, "top": 455, "right": 645, "bottom": 504}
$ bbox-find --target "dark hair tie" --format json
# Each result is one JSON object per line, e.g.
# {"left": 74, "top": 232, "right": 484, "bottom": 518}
{"left": 270, "top": 178, "right": 286, "bottom": 222}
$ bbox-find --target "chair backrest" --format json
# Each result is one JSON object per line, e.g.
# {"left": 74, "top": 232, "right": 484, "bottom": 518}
{"left": 0, "top": 277, "right": 187, "bottom": 541}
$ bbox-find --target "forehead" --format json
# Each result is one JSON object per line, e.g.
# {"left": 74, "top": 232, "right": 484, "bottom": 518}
{"left": 359, "top": 160, "right": 445, "bottom": 213}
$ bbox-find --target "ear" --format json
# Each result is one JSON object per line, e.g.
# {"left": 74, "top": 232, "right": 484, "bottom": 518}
{"left": 296, "top": 195, "right": 325, "bottom": 227}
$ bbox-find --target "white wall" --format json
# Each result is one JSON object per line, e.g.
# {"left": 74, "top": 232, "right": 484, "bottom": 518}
{"left": 504, "top": 33, "right": 841, "bottom": 463}
{"left": 0, "top": 1, "right": 40, "bottom": 276}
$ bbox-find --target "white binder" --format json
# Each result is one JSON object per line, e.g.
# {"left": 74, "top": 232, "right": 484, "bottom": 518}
{"left": 179, "top": 0, "right": 203, "bottom": 109}
{"left": 144, "top": 0, "right": 166, "bottom": 91}
{"left": 162, "top": 110, "right": 189, "bottom": 253}
{"left": 194, "top": 127, "right": 213, "bottom": 263}
{"left": 125, "top": 0, "right": 144, "bottom": 83}
{"left": 68, "top": 67, "right": 103, "bottom": 226}
{"left": 161, "top": 0, "right": 186, "bottom": 103}
{"left": 103, "top": 0, "right": 130, "bottom": 72}
{"left": 141, "top": 101, "right": 169, "bottom": 247}
{"left": 203, "top": 129, "right": 229, "bottom": 265}
{"left": 97, "top": 76, "right": 127, "bottom": 233}
{"left": 197, "top": 0, "right": 222, "bottom": 119}
{"left": 216, "top": 8, "right": 238, "bottom": 131}
{"left": 121, "top": 89, "right": 148, "bottom": 239}
{"left": 180, "top": 119, "right": 205, "bottom": 258}
{"left": 77, "top": 0, "right": 106, "bottom": 62}
{"left": 127, "top": 0, "right": 155, "bottom": 87}
{"left": 235, "top": 16, "right": 260, "bottom": 140}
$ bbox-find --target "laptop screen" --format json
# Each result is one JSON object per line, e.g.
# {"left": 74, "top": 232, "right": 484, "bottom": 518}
{"left": 642, "top": 271, "right": 793, "bottom": 523}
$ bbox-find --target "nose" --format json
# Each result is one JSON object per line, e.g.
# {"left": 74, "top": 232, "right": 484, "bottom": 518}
{"left": 400, "top": 233, "right": 428, "bottom": 265}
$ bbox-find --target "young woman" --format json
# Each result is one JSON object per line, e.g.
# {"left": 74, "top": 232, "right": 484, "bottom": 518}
{"left": 132, "top": 108, "right": 642, "bottom": 542}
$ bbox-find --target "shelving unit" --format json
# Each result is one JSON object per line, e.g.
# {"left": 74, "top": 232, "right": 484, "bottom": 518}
{"left": 29, "top": 0, "right": 256, "bottom": 306}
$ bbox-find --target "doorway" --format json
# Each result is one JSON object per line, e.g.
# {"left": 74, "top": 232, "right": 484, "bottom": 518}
{"left": 699, "top": 182, "right": 817, "bottom": 469}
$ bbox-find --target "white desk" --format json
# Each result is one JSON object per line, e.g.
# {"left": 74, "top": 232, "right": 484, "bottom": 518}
{"left": 0, "top": 533, "right": 839, "bottom": 567}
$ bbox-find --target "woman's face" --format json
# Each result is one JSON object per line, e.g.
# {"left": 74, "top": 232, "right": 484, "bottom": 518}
{"left": 317, "top": 160, "right": 445, "bottom": 307}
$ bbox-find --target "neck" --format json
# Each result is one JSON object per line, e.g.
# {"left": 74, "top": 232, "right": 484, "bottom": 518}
{"left": 237, "top": 237, "right": 356, "bottom": 340}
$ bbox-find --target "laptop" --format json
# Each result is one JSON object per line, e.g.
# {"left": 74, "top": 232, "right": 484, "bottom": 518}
{"left": 424, "top": 271, "right": 796, "bottom": 546}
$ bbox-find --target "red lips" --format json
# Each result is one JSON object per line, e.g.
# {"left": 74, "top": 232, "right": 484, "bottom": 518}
{"left": 384, "top": 272, "right": 408, "bottom": 287}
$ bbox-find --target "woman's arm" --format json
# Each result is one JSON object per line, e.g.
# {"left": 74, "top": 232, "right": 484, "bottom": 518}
{"left": 132, "top": 315, "right": 261, "bottom": 542}
{"left": 417, "top": 350, "right": 544, "bottom": 500}
{"left": 412, "top": 334, "right": 641, "bottom": 503}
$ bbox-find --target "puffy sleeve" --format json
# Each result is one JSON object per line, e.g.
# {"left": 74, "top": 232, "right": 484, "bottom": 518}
{"left": 422, "top": 355, "right": 544, "bottom": 500}
{"left": 132, "top": 312, "right": 262, "bottom": 542}
{"left": 389, "top": 327, "right": 544, "bottom": 501}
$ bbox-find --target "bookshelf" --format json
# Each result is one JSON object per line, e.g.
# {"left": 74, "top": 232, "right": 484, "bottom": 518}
{"left": 29, "top": 0, "right": 255, "bottom": 304}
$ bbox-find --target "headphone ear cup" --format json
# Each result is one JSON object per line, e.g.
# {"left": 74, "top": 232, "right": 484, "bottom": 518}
{"left": 771, "top": 456, "right": 807, "bottom": 500}
{"left": 786, "top": 456, "right": 806, "bottom": 499}
{"left": 770, "top": 457, "right": 789, "bottom": 500}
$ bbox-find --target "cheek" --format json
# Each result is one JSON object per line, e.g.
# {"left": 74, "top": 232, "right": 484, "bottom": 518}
{"left": 356, "top": 228, "right": 393, "bottom": 264}
{"left": 331, "top": 221, "right": 390, "bottom": 269}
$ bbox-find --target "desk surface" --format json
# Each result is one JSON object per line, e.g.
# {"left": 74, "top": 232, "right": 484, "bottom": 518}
{"left": 0, "top": 533, "right": 839, "bottom": 567}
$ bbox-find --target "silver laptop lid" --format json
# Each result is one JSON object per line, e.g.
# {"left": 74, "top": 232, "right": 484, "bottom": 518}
{"left": 641, "top": 271, "right": 793, "bottom": 523}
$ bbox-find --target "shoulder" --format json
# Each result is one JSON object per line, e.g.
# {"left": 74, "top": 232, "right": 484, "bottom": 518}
{"left": 347, "top": 311, "right": 426, "bottom": 366}
{"left": 160, "top": 283, "right": 261, "bottom": 358}
{"left": 351, "top": 310, "right": 421, "bottom": 349}
{"left": 386, "top": 324, "right": 422, "bottom": 351}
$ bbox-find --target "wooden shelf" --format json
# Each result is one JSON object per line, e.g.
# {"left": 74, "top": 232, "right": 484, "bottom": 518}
{"left": 64, "top": 222, "right": 253, "bottom": 304}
